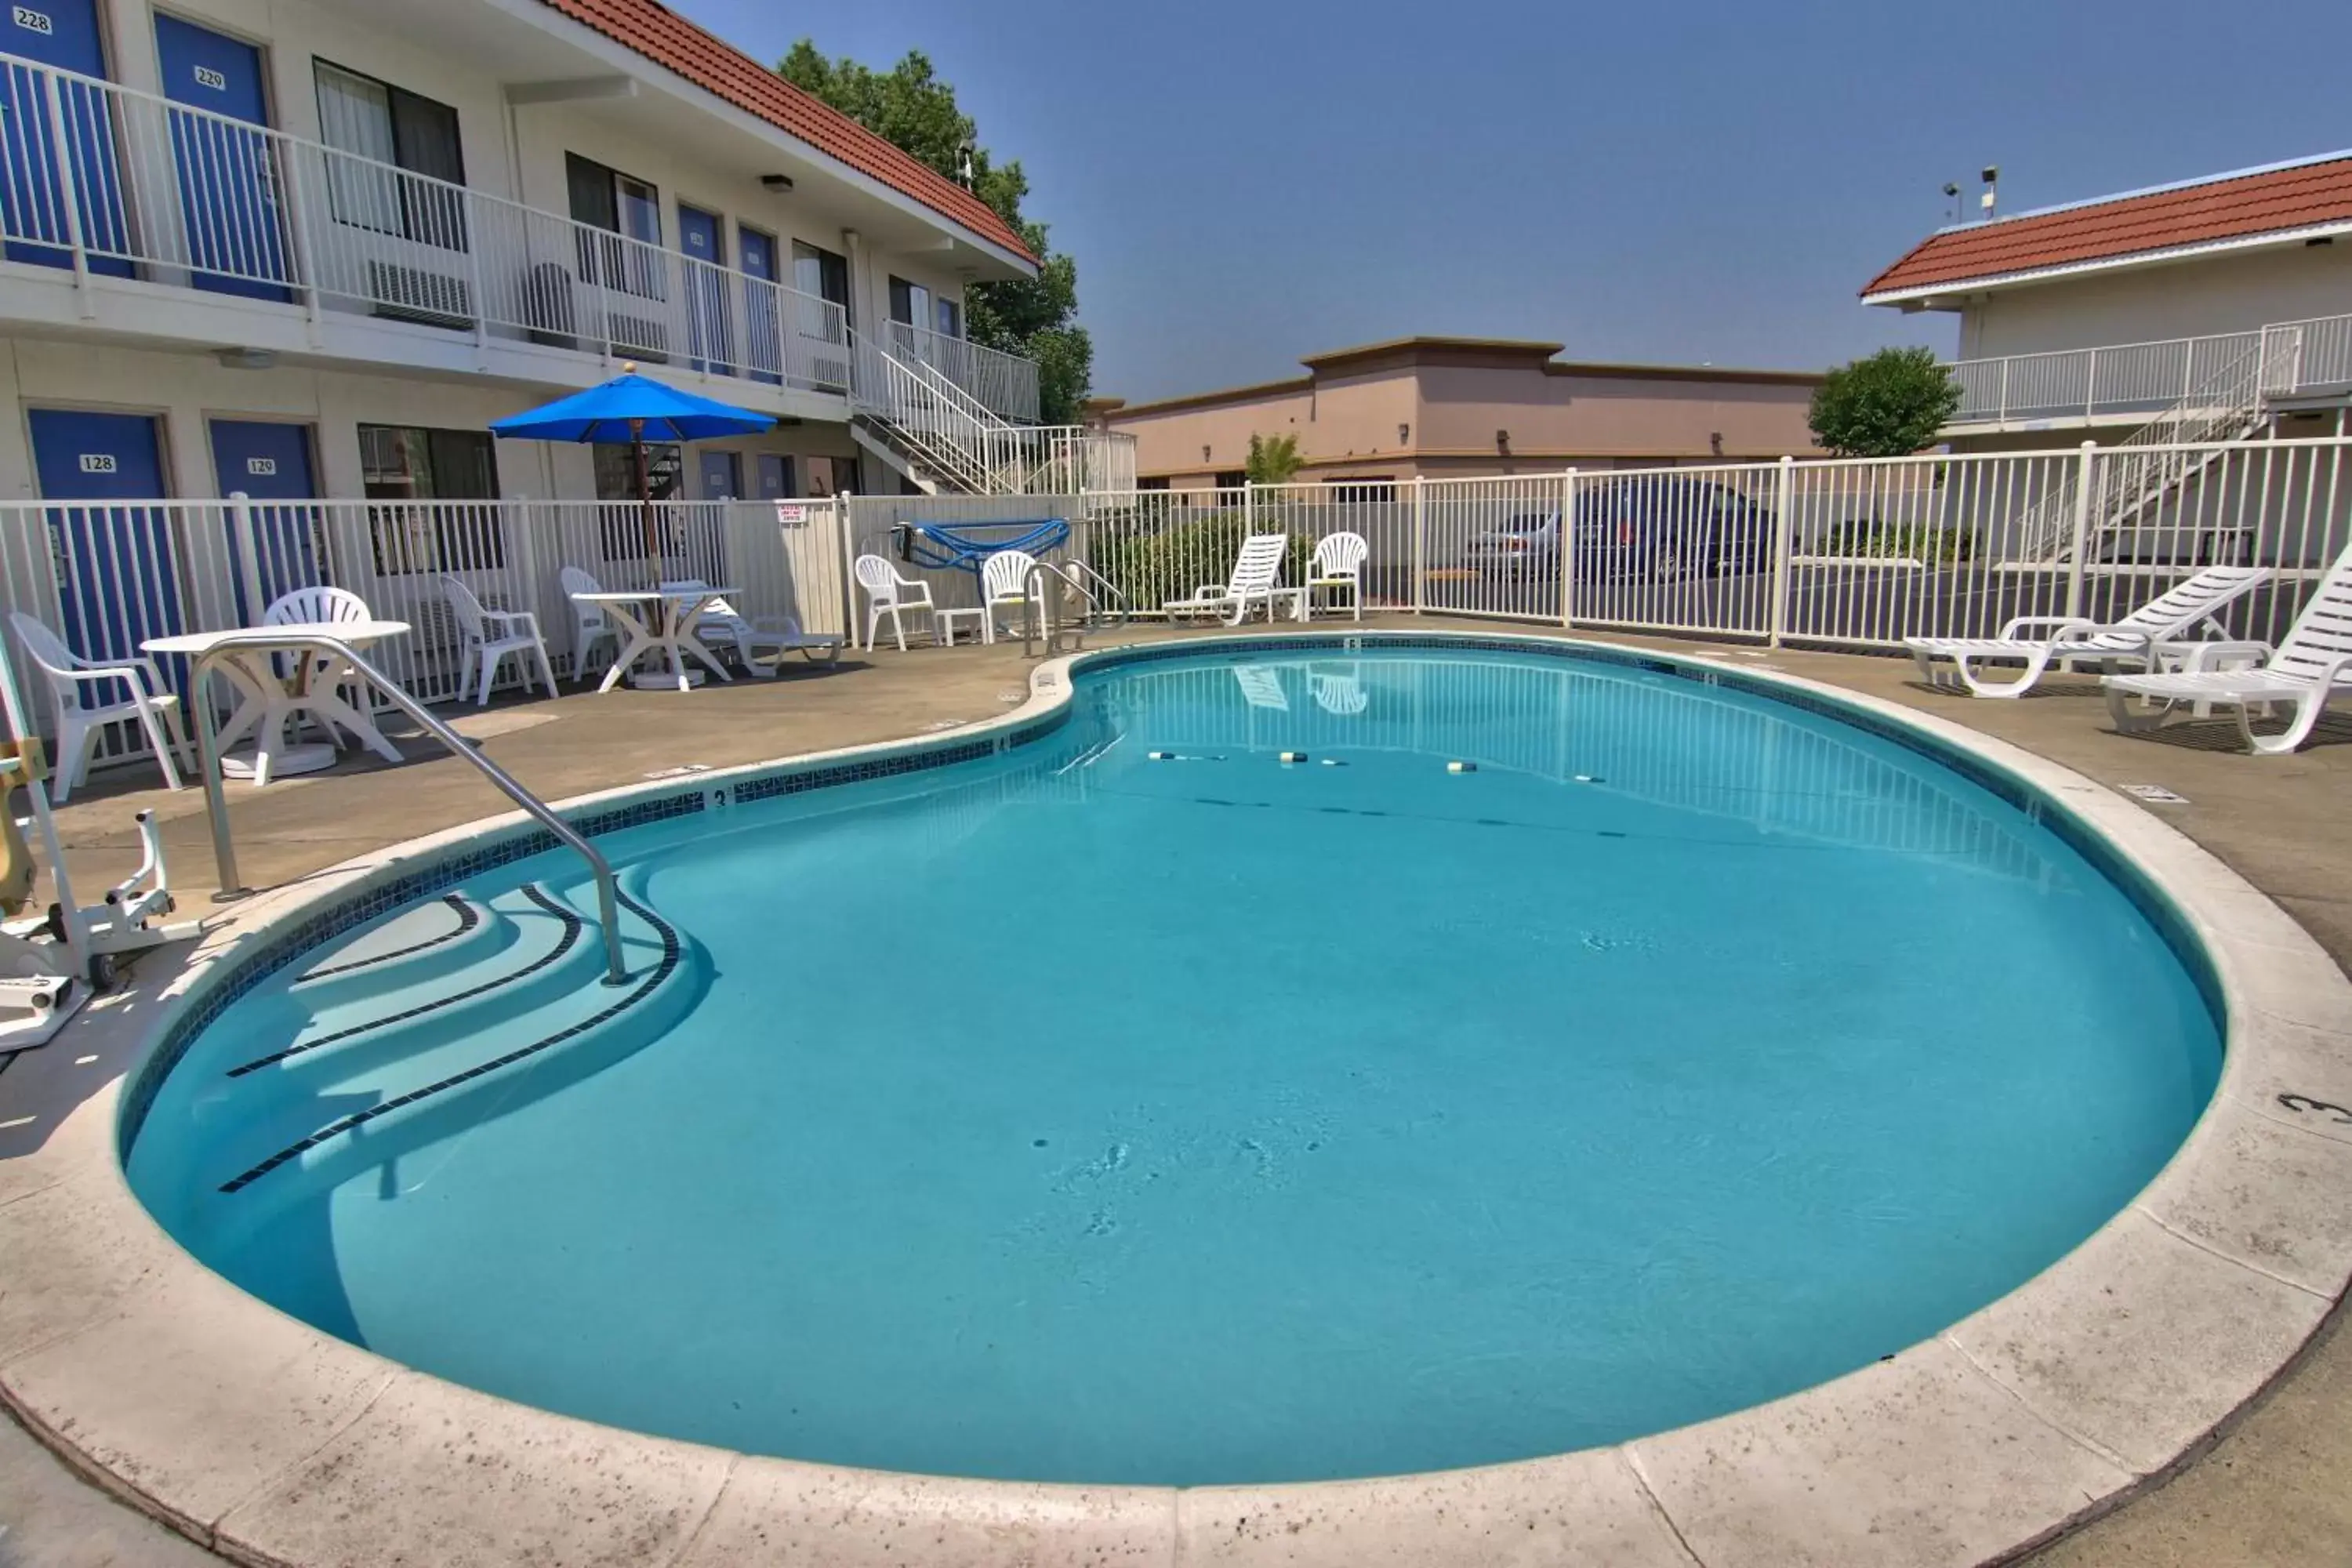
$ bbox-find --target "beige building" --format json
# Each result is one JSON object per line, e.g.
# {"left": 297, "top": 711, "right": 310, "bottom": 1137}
{"left": 1093, "top": 337, "right": 1824, "bottom": 490}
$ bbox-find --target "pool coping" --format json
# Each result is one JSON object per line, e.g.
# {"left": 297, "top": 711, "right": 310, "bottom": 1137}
{"left": 0, "top": 626, "right": 2343, "bottom": 1568}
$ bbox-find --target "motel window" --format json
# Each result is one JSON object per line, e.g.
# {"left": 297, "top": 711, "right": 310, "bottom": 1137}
{"left": 935, "top": 296, "right": 963, "bottom": 339}
{"left": 568, "top": 154, "right": 664, "bottom": 298}
{"left": 1136, "top": 476, "right": 1171, "bottom": 492}
{"left": 793, "top": 241, "right": 851, "bottom": 328}
{"left": 1324, "top": 477, "right": 1396, "bottom": 505}
{"left": 1214, "top": 470, "right": 1247, "bottom": 491}
{"left": 314, "top": 63, "right": 466, "bottom": 249}
{"left": 358, "top": 424, "right": 503, "bottom": 573}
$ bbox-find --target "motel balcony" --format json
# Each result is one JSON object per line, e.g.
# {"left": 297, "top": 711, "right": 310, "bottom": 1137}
{"left": 1943, "top": 310, "right": 2352, "bottom": 434}
{"left": 0, "top": 49, "right": 1044, "bottom": 426}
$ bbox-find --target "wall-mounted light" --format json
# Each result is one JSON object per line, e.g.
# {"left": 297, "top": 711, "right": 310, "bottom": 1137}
{"left": 216, "top": 347, "right": 275, "bottom": 370}
{"left": 1494, "top": 429, "right": 1512, "bottom": 457}
{"left": 760, "top": 173, "right": 795, "bottom": 194}
{"left": 1398, "top": 423, "right": 1410, "bottom": 445}
{"left": 1201, "top": 444, "right": 1211, "bottom": 463}
{"left": 1709, "top": 430, "right": 1724, "bottom": 457}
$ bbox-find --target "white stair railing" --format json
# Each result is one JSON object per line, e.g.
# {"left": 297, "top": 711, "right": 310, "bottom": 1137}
{"left": 2014, "top": 336, "right": 2274, "bottom": 561}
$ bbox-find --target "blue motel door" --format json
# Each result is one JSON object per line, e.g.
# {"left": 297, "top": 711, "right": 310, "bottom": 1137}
{"left": 209, "top": 419, "right": 324, "bottom": 621}
{"left": 153, "top": 13, "right": 292, "bottom": 300}
{"left": 678, "top": 204, "right": 733, "bottom": 375}
{"left": 27, "top": 409, "right": 187, "bottom": 683}
{"left": 0, "top": 0, "right": 133, "bottom": 274}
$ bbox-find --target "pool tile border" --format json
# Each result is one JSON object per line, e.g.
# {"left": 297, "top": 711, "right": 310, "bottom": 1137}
{"left": 1, "top": 626, "right": 2345, "bottom": 1568}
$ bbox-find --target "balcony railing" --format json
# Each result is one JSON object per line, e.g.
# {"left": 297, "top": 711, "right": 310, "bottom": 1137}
{"left": 0, "top": 51, "right": 1041, "bottom": 423}
{"left": 1947, "top": 311, "right": 2352, "bottom": 425}
{"left": 883, "top": 319, "right": 1040, "bottom": 423}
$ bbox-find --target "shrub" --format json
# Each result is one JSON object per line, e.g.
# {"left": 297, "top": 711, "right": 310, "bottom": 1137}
{"left": 1809, "top": 347, "right": 1962, "bottom": 457}
{"left": 1823, "top": 517, "right": 1973, "bottom": 563}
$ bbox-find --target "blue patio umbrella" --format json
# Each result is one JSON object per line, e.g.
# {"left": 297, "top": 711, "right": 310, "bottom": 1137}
{"left": 488, "top": 364, "right": 775, "bottom": 580}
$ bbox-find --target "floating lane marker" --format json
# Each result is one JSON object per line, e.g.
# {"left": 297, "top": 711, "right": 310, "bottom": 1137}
{"left": 1447, "top": 760, "right": 1477, "bottom": 774}
{"left": 1573, "top": 774, "right": 1603, "bottom": 784}
{"left": 1320, "top": 758, "right": 1346, "bottom": 768}
{"left": 1279, "top": 751, "right": 1310, "bottom": 764}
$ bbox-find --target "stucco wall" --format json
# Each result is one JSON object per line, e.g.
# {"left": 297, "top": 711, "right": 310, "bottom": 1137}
{"left": 1958, "top": 243, "right": 2352, "bottom": 360}
{"left": 0, "top": 339, "right": 856, "bottom": 503}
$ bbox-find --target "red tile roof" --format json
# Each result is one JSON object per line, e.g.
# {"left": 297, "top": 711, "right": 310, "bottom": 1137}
{"left": 1862, "top": 154, "right": 2352, "bottom": 299}
{"left": 534, "top": 0, "right": 1038, "bottom": 266}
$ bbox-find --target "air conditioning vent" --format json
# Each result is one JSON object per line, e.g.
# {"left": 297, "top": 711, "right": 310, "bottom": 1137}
{"left": 368, "top": 261, "right": 472, "bottom": 331}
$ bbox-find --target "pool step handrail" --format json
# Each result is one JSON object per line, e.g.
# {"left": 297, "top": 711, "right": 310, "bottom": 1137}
{"left": 186, "top": 631, "right": 629, "bottom": 985}
{"left": 1022, "top": 561, "right": 1128, "bottom": 658}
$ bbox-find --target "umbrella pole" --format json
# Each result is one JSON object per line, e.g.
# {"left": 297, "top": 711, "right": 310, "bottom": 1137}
{"left": 633, "top": 419, "right": 662, "bottom": 589}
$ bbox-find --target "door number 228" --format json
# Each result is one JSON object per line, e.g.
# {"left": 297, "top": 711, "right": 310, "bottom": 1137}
{"left": 11, "top": 8, "right": 53, "bottom": 37}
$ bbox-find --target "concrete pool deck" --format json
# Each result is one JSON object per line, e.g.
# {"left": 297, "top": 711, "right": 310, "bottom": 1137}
{"left": 1, "top": 618, "right": 2348, "bottom": 1566}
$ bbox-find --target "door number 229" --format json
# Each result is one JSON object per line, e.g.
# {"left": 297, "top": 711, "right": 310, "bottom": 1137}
{"left": 192, "top": 64, "right": 228, "bottom": 92}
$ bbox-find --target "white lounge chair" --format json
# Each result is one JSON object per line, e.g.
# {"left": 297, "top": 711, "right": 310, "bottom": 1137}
{"left": 1308, "top": 532, "right": 1369, "bottom": 621}
{"left": 1232, "top": 664, "right": 1290, "bottom": 710}
{"left": 2103, "top": 546, "right": 2352, "bottom": 755}
{"left": 1165, "top": 534, "right": 1302, "bottom": 626}
{"left": 1310, "top": 662, "right": 1368, "bottom": 716}
{"left": 441, "top": 577, "right": 557, "bottom": 708}
{"left": 560, "top": 565, "right": 621, "bottom": 684}
{"left": 979, "top": 550, "right": 1040, "bottom": 644}
{"left": 7, "top": 612, "right": 189, "bottom": 803}
{"left": 855, "top": 554, "right": 939, "bottom": 652}
{"left": 1904, "top": 564, "right": 2269, "bottom": 698}
{"left": 659, "top": 579, "right": 841, "bottom": 672}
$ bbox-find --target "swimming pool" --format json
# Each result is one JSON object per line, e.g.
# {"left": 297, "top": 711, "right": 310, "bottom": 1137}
{"left": 122, "top": 639, "right": 2222, "bottom": 1488}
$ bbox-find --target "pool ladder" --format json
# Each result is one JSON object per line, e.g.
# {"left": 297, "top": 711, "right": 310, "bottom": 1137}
{"left": 1022, "top": 560, "right": 1131, "bottom": 659}
{"left": 186, "top": 631, "right": 630, "bottom": 985}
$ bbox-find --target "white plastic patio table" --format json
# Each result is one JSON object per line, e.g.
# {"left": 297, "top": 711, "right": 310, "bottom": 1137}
{"left": 143, "top": 620, "right": 411, "bottom": 786}
{"left": 570, "top": 587, "right": 739, "bottom": 693}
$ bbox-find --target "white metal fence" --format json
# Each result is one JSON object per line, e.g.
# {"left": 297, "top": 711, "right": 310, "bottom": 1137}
{"left": 824, "top": 439, "right": 2347, "bottom": 656}
{"left": 0, "top": 495, "right": 848, "bottom": 767}
{"left": 12, "top": 437, "right": 2350, "bottom": 779}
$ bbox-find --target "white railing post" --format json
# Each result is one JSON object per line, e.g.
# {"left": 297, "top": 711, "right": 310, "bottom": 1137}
{"left": 2083, "top": 347, "right": 2097, "bottom": 419}
{"left": 1998, "top": 359, "right": 2009, "bottom": 423}
{"left": 463, "top": 188, "right": 490, "bottom": 352}
{"left": 1243, "top": 479, "right": 1254, "bottom": 532}
{"left": 227, "top": 492, "right": 267, "bottom": 622}
{"left": 1410, "top": 475, "right": 1427, "bottom": 614}
{"left": 1768, "top": 456, "right": 1795, "bottom": 647}
{"left": 275, "top": 142, "right": 324, "bottom": 330}
{"left": 2065, "top": 441, "right": 2098, "bottom": 611}
{"left": 40, "top": 81, "right": 94, "bottom": 317}
{"left": 1557, "top": 468, "right": 1577, "bottom": 630}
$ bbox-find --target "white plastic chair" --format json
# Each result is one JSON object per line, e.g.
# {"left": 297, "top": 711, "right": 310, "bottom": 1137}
{"left": 2103, "top": 543, "right": 2352, "bottom": 753}
{"left": 855, "top": 554, "right": 939, "bottom": 652}
{"left": 1164, "top": 534, "right": 1303, "bottom": 626}
{"left": 559, "top": 565, "right": 620, "bottom": 684}
{"left": 979, "top": 550, "right": 1040, "bottom": 644}
{"left": 1308, "top": 532, "right": 1370, "bottom": 622}
{"left": 7, "top": 612, "right": 188, "bottom": 802}
{"left": 262, "top": 585, "right": 373, "bottom": 742}
{"left": 1310, "top": 662, "right": 1369, "bottom": 716}
{"left": 440, "top": 576, "right": 557, "bottom": 708}
{"left": 659, "top": 579, "right": 842, "bottom": 672}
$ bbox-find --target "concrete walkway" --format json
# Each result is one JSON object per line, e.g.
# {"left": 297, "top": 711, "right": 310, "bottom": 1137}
{"left": 2, "top": 620, "right": 2346, "bottom": 1566}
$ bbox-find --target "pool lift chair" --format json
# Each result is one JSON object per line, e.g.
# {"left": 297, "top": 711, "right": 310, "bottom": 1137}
{"left": 0, "top": 641, "right": 201, "bottom": 1048}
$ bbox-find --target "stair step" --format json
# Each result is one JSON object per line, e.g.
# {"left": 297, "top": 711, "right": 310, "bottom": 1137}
{"left": 205, "top": 880, "right": 698, "bottom": 1203}
{"left": 290, "top": 893, "right": 515, "bottom": 1005}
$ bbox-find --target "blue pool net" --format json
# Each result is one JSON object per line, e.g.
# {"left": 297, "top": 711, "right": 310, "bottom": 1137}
{"left": 895, "top": 518, "right": 1070, "bottom": 575}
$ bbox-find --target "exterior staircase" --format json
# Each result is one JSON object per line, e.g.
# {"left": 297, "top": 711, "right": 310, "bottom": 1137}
{"left": 848, "top": 336, "right": 1134, "bottom": 496}
{"left": 2012, "top": 324, "right": 2329, "bottom": 563}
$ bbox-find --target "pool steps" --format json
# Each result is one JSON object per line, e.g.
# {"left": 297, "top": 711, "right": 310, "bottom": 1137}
{"left": 206, "top": 877, "right": 699, "bottom": 1196}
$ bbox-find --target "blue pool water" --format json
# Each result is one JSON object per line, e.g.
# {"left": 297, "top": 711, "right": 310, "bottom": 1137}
{"left": 125, "top": 645, "right": 2221, "bottom": 1486}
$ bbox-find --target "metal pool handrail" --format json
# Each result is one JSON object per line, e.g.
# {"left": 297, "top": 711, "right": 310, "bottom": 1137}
{"left": 1022, "top": 561, "right": 1129, "bottom": 659}
{"left": 187, "top": 631, "right": 629, "bottom": 985}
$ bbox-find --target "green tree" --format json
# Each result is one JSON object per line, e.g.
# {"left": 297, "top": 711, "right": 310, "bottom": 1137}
{"left": 779, "top": 42, "right": 1091, "bottom": 423}
{"left": 1807, "top": 347, "right": 1962, "bottom": 457}
{"left": 1245, "top": 432, "right": 1305, "bottom": 485}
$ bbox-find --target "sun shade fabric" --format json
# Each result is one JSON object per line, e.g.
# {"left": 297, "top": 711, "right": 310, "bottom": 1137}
{"left": 488, "top": 372, "right": 776, "bottom": 444}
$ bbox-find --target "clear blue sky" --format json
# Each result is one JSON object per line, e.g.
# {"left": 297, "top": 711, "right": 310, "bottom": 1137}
{"left": 676, "top": 0, "right": 2352, "bottom": 402}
